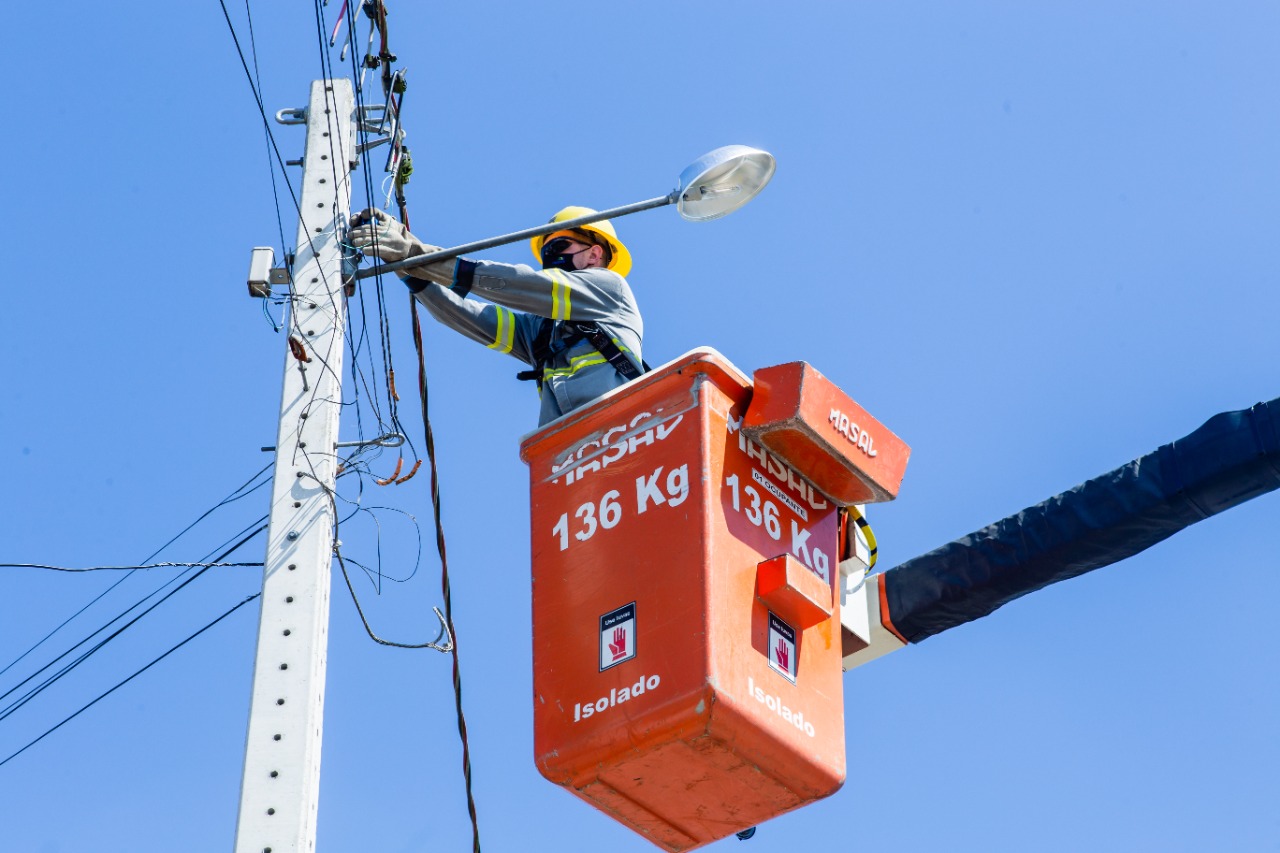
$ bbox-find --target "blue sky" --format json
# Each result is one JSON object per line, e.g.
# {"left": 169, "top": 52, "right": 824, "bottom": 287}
{"left": 2, "top": 2, "right": 1278, "bottom": 851}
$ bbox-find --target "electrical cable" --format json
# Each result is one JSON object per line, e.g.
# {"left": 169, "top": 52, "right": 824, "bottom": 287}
{"left": 242, "top": 0, "right": 289, "bottom": 261}
{"left": 333, "top": 6, "right": 481, "bottom": 840}
{"left": 331, "top": 7, "right": 392, "bottom": 442}
{"left": 327, "top": 499, "right": 424, "bottom": 589}
{"left": 0, "top": 464, "right": 271, "bottom": 681}
{"left": 341, "top": 78, "right": 409, "bottom": 472}
{"left": 219, "top": 0, "right": 347, "bottom": 387}
{"left": 216, "top": 0, "right": 305, "bottom": 228}
{"left": 312, "top": 7, "right": 480, "bottom": 838}
{"left": 292, "top": 456, "right": 439, "bottom": 647}
{"left": 207, "top": 6, "right": 476, "bottom": 842}
{"left": 299, "top": 0, "right": 358, "bottom": 397}
{"left": 0, "top": 562, "right": 263, "bottom": 573}
{"left": 0, "top": 591, "right": 262, "bottom": 770}
{"left": 412, "top": 296, "right": 482, "bottom": 852}
{"left": 0, "top": 524, "right": 267, "bottom": 722}
{"left": 333, "top": 546, "right": 452, "bottom": 651}
{"left": 0, "top": 513, "right": 269, "bottom": 705}
{"left": 339, "top": 0, "right": 414, "bottom": 449}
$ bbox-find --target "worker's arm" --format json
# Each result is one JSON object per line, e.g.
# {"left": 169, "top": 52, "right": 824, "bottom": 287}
{"left": 347, "top": 210, "right": 539, "bottom": 360}
{"left": 408, "top": 277, "right": 537, "bottom": 366}
{"left": 452, "top": 260, "right": 640, "bottom": 326}
{"left": 348, "top": 210, "right": 636, "bottom": 324}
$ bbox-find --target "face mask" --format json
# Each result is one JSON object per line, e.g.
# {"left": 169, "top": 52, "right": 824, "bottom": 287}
{"left": 541, "top": 237, "right": 593, "bottom": 271}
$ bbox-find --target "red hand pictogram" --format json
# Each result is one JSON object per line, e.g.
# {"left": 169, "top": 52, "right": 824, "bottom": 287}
{"left": 609, "top": 627, "right": 627, "bottom": 660}
{"left": 775, "top": 639, "right": 789, "bottom": 672}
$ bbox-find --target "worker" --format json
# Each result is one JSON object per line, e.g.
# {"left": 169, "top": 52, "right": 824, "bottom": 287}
{"left": 348, "top": 207, "right": 646, "bottom": 426}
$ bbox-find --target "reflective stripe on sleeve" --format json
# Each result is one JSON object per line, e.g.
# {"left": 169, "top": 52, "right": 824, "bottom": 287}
{"left": 546, "top": 270, "right": 572, "bottom": 321}
{"left": 486, "top": 306, "right": 515, "bottom": 353}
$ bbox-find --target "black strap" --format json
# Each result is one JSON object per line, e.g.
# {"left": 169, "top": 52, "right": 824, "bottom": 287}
{"left": 515, "top": 319, "right": 646, "bottom": 388}
{"left": 568, "top": 321, "right": 644, "bottom": 380}
{"left": 515, "top": 318, "right": 560, "bottom": 387}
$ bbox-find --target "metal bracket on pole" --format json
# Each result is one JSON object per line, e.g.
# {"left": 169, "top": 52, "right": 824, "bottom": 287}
{"left": 234, "top": 79, "right": 356, "bottom": 853}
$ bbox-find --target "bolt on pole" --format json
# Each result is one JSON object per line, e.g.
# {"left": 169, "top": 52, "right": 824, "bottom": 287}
{"left": 234, "top": 79, "right": 356, "bottom": 853}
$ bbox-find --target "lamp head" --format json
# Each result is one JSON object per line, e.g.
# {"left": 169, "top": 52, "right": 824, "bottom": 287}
{"left": 675, "top": 145, "right": 776, "bottom": 222}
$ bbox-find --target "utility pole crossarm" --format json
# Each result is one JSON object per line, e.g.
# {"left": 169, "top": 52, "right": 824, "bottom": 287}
{"left": 234, "top": 79, "right": 356, "bottom": 853}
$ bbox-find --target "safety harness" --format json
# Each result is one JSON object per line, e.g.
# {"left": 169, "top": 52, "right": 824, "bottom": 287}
{"left": 516, "top": 318, "right": 649, "bottom": 389}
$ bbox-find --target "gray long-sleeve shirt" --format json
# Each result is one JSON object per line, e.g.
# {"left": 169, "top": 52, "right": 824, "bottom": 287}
{"left": 408, "top": 260, "right": 644, "bottom": 426}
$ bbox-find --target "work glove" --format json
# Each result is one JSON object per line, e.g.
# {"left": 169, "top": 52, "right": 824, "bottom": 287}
{"left": 349, "top": 209, "right": 455, "bottom": 285}
{"left": 348, "top": 208, "right": 428, "bottom": 262}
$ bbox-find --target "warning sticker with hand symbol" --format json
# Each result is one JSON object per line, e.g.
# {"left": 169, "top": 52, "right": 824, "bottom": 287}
{"left": 768, "top": 612, "right": 797, "bottom": 683}
{"left": 599, "top": 602, "right": 637, "bottom": 671}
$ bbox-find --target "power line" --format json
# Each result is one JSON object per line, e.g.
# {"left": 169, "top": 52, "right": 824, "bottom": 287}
{"left": 218, "top": 0, "right": 346, "bottom": 374}
{"left": 0, "top": 524, "right": 267, "bottom": 723}
{"left": 216, "top": 0, "right": 303, "bottom": 222}
{"left": 0, "top": 463, "right": 271, "bottom": 680}
{"left": 1, "top": 562, "right": 263, "bottom": 573}
{"left": 0, "top": 592, "right": 262, "bottom": 770}
{"left": 242, "top": 0, "right": 290, "bottom": 258}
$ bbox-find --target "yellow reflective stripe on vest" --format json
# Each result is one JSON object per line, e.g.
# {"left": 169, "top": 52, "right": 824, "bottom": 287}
{"left": 487, "top": 306, "right": 515, "bottom": 353}
{"left": 542, "top": 340, "right": 635, "bottom": 380}
{"left": 546, "top": 269, "right": 572, "bottom": 321}
{"left": 543, "top": 354, "right": 608, "bottom": 379}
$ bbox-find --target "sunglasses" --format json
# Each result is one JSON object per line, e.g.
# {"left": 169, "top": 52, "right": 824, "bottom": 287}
{"left": 541, "top": 236, "right": 592, "bottom": 261}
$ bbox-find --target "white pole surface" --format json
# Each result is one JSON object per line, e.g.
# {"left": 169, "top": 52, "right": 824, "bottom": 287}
{"left": 234, "top": 79, "right": 356, "bottom": 853}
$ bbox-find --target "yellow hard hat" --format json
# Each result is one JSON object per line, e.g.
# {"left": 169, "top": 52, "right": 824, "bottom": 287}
{"left": 530, "top": 206, "right": 633, "bottom": 278}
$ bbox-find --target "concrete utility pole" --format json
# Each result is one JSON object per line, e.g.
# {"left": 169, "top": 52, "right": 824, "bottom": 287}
{"left": 235, "top": 79, "right": 356, "bottom": 853}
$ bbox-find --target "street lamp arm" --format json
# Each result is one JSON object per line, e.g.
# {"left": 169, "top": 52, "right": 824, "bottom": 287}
{"left": 354, "top": 192, "right": 679, "bottom": 281}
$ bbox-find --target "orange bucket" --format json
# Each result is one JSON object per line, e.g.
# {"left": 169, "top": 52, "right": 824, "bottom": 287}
{"left": 520, "top": 349, "right": 853, "bottom": 850}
